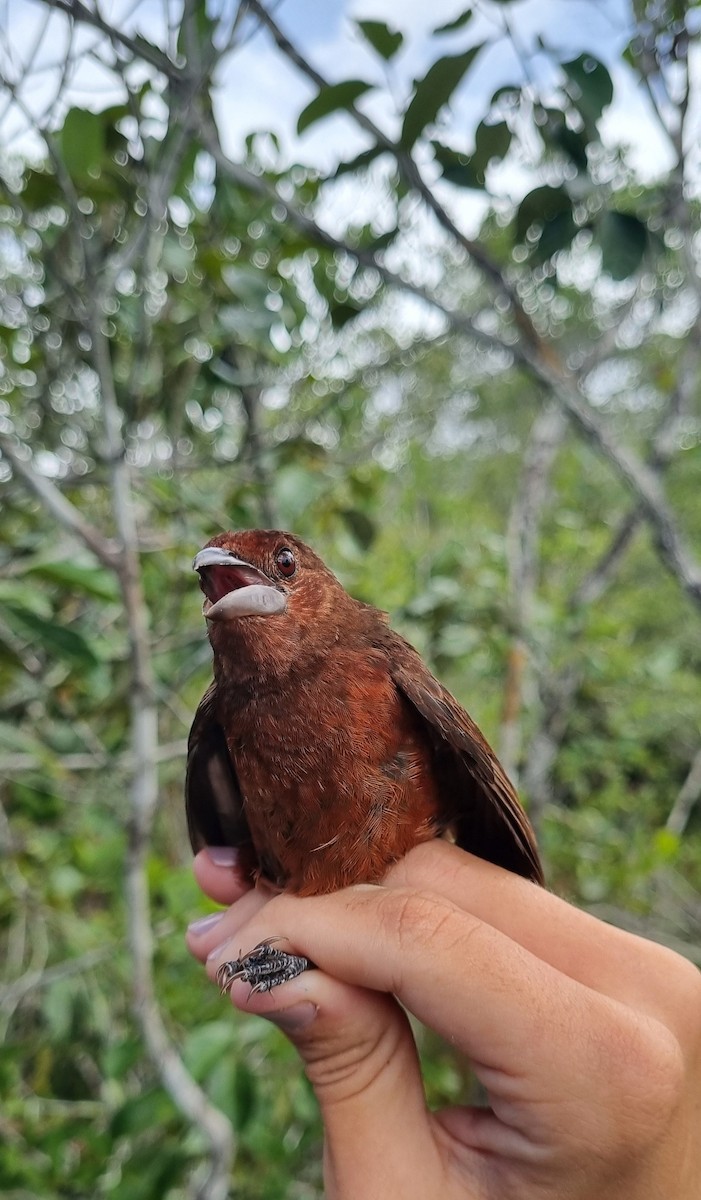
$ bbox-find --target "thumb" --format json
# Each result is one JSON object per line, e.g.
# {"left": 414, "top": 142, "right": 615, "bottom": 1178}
{"left": 226, "top": 971, "right": 442, "bottom": 1200}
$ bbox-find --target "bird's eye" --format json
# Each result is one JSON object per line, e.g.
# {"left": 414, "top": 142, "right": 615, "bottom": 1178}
{"left": 275, "top": 547, "right": 297, "bottom": 578}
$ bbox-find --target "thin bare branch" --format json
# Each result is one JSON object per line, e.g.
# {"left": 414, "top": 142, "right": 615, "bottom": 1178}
{"left": 546, "top": 373, "right": 701, "bottom": 608}
{"left": 0, "top": 739, "right": 188, "bottom": 777}
{"left": 0, "top": 948, "right": 111, "bottom": 1009}
{"left": 44, "top": 0, "right": 183, "bottom": 80}
{"left": 83, "top": 303, "right": 235, "bottom": 1196}
{"left": 244, "top": 0, "right": 553, "bottom": 364}
{"left": 202, "top": 18, "right": 701, "bottom": 615}
{"left": 0, "top": 433, "right": 121, "bottom": 569}
{"left": 523, "top": 366, "right": 698, "bottom": 810}
{"left": 202, "top": 123, "right": 527, "bottom": 363}
{"left": 666, "top": 748, "right": 701, "bottom": 837}
{"left": 567, "top": 329, "right": 701, "bottom": 612}
{"left": 500, "top": 402, "right": 567, "bottom": 781}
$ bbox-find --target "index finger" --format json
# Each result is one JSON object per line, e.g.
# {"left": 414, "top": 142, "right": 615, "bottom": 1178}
{"left": 387, "top": 841, "right": 698, "bottom": 1033}
{"left": 209, "top": 880, "right": 665, "bottom": 1141}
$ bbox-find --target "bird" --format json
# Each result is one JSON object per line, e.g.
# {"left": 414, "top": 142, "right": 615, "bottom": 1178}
{"left": 186, "top": 529, "right": 543, "bottom": 991}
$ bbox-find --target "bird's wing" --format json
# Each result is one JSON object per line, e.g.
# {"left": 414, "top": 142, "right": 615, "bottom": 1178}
{"left": 380, "top": 628, "right": 544, "bottom": 884}
{"left": 185, "top": 682, "right": 254, "bottom": 856}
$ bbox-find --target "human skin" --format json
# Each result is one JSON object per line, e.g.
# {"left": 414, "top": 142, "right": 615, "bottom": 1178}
{"left": 187, "top": 841, "right": 701, "bottom": 1200}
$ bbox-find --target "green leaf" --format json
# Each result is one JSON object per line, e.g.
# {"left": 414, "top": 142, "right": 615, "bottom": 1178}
{"left": 653, "top": 828, "right": 680, "bottom": 861}
{"left": 21, "top": 168, "right": 61, "bottom": 210}
{"left": 297, "top": 80, "right": 373, "bottom": 135}
{"left": 473, "top": 119, "right": 511, "bottom": 169}
{"left": 329, "top": 298, "right": 363, "bottom": 328}
{"left": 183, "top": 1021, "right": 237, "bottom": 1080}
{"left": 206, "top": 1054, "right": 259, "bottom": 1128}
{"left": 515, "top": 185, "right": 572, "bottom": 243}
{"left": 433, "top": 9, "right": 473, "bottom": 34}
{"left": 275, "top": 465, "right": 326, "bottom": 521}
{"left": 59, "top": 108, "right": 105, "bottom": 180}
{"left": 434, "top": 124, "right": 510, "bottom": 193}
{"left": 340, "top": 508, "right": 376, "bottom": 549}
{"left": 218, "top": 305, "right": 276, "bottom": 346}
{"left": 22, "top": 560, "right": 120, "bottom": 601}
{"left": 0, "top": 578, "right": 51, "bottom": 617}
{"left": 356, "top": 20, "right": 403, "bottom": 60}
{"left": 547, "top": 112, "right": 590, "bottom": 170}
{"left": 531, "top": 209, "right": 578, "bottom": 263}
{"left": 4, "top": 604, "right": 99, "bottom": 669}
{"left": 110, "top": 1089, "right": 176, "bottom": 1138}
{"left": 332, "top": 144, "right": 384, "bottom": 178}
{"left": 103, "top": 1039, "right": 141, "bottom": 1079}
{"left": 370, "top": 224, "right": 399, "bottom": 251}
{"left": 562, "top": 55, "right": 613, "bottom": 130}
{"left": 222, "top": 263, "right": 270, "bottom": 304}
{"left": 0, "top": 720, "right": 48, "bottom": 756}
{"left": 232, "top": 1059, "right": 257, "bottom": 1130}
{"left": 598, "top": 211, "right": 648, "bottom": 279}
{"left": 401, "top": 47, "right": 480, "bottom": 149}
{"left": 432, "top": 141, "right": 483, "bottom": 189}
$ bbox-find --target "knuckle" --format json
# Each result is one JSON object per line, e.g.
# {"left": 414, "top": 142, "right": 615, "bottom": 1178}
{"left": 644, "top": 944, "right": 701, "bottom": 1049}
{"left": 375, "top": 886, "right": 477, "bottom": 973}
{"left": 663, "top": 952, "right": 701, "bottom": 1042}
{"left": 603, "top": 1014, "right": 686, "bottom": 1154}
{"left": 637, "top": 1022, "right": 686, "bottom": 1118}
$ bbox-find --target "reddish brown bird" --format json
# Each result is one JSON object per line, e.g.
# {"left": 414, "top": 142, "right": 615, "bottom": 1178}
{"left": 187, "top": 530, "right": 543, "bottom": 929}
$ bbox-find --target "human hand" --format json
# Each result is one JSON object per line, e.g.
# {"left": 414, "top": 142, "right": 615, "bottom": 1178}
{"left": 187, "top": 841, "right": 701, "bottom": 1200}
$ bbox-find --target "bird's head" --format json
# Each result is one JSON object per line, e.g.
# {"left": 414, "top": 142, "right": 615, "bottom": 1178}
{"left": 193, "top": 529, "right": 353, "bottom": 681}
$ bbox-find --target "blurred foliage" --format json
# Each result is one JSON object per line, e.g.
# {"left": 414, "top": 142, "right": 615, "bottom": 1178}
{"left": 1, "top": 0, "right": 700, "bottom": 1196}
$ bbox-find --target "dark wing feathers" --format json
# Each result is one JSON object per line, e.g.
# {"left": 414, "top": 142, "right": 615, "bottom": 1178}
{"left": 187, "top": 630, "right": 543, "bottom": 886}
{"left": 380, "top": 628, "right": 544, "bottom": 885}
{"left": 185, "top": 683, "right": 253, "bottom": 855}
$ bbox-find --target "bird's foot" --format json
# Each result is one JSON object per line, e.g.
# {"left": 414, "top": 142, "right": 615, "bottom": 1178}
{"left": 216, "top": 938, "right": 314, "bottom": 995}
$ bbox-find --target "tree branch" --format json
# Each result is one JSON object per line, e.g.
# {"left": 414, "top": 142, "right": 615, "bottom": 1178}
{"left": 244, "top": 0, "right": 554, "bottom": 364}
{"left": 0, "top": 433, "right": 121, "bottom": 569}
{"left": 0, "top": 948, "right": 111, "bottom": 1009}
{"left": 501, "top": 402, "right": 567, "bottom": 782}
{"left": 203, "top": 26, "right": 701, "bottom": 615}
{"left": 665, "top": 748, "right": 701, "bottom": 837}
{"left": 522, "top": 374, "right": 697, "bottom": 810}
{"left": 202, "top": 122, "right": 527, "bottom": 363}
{"left": 83, "top": 305, "right": 236, "bottom": 1198}
{"left": 44, "top": 0, "right": 184, "bottom": 80}
{"left": 545, "top": 373, "right": 701, "bottom": 609}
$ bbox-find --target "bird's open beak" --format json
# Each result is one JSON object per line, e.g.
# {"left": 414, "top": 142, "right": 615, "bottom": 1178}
{"left": 193, "top": 547, "right": 287, "bottom": 621}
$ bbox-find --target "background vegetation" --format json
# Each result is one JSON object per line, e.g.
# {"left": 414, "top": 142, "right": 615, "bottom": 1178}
{"left": 1, "top": 0, "right": 700, "bottom": 1196}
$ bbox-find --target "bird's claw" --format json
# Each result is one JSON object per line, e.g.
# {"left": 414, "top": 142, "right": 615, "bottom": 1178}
{"left": 216, "top": 938, "right": 314, "bottom": 995}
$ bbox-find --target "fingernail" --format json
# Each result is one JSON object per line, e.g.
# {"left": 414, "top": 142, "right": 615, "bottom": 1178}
{"left": 207, "top": 938, "right": 235, "bottom": 963}
{"left": 188, "top": 912, "right": 224, "bottom": 936}
{"left": 265, "top": 1002, "right": 318, "bottom": 1033}
{"left": 205, "top": 846, "right": 240, "bottom": 868}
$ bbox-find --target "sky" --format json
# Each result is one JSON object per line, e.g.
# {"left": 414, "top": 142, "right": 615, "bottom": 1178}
{"left": 0, "top": 0, "right": 678, "bottom": 176}
{"left": 0, "top": 0, "right": 696, "bottom": 435}
{"left": 1, "top": 0, "right": 687, "bottom": 261}
{"left": 212, "top": 0, "right": 674, "bottom": 181}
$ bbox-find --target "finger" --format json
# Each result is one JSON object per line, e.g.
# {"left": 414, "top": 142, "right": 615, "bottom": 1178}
{"left": 207, "top": 881, "right": 666, "bottom": 1148}
{"left": 186, "top": 884, "right": 269, "bottom": 963}
{"left": 192, "top": 847, "right": 253, "bottom": 905}
{"left": 225, "top": 968, "right": 461, "bottom": 1200}
{"left": 387, "top": 840, "right": 687, "bottom": 1024}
